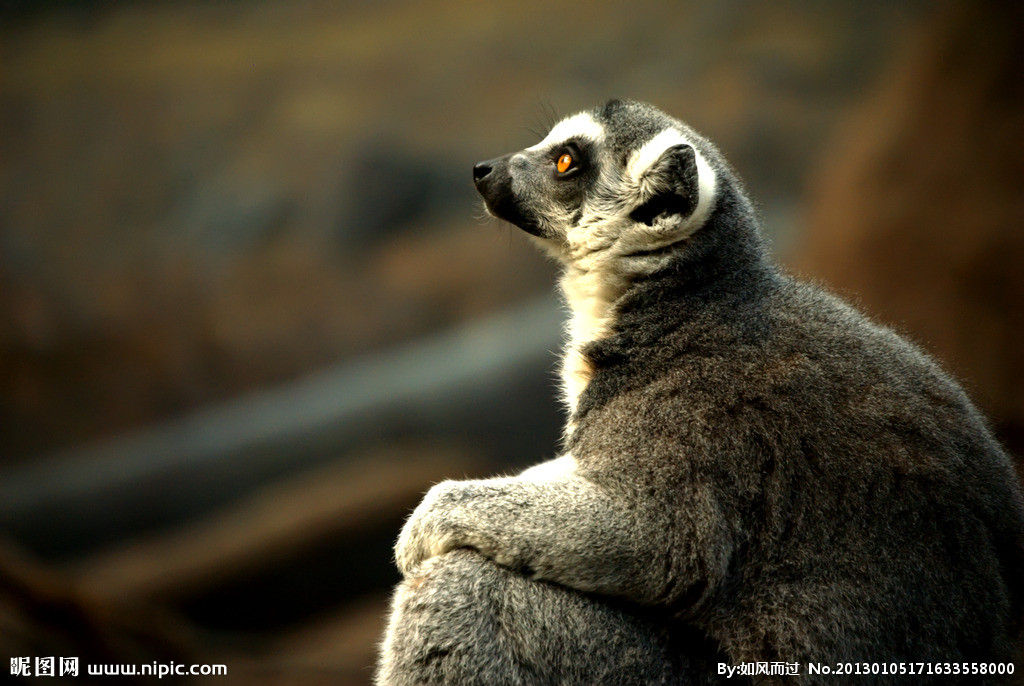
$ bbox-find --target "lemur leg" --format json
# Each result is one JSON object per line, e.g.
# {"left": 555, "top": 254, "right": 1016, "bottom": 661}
{"left": 377, "top": 549, "right": 722, "bottom": 686}
{"left": 395, "top": 456, "right": 731, "bottom": 607}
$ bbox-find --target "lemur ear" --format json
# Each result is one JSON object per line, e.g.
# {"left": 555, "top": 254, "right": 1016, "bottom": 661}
{"left": 629, "top": 144, "right": 699, "bottom": 226}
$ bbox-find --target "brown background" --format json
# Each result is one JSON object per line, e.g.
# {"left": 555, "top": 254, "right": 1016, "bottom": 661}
{"left": 1, "top": 1, "right": 1020, "bottom": 683}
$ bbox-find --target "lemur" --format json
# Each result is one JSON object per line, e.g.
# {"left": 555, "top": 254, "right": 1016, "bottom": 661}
{"left": 377, "top": 100, "right": 1024, "bottom": 685}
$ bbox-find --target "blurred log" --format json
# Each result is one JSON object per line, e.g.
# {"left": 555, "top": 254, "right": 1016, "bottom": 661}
{"left": 791, "top": 2, "right": 1024, "bottom": 466}
{"left": 67, "top": 444, "right": 477, "bottom": 607}
{"left": 0, "top": 295, "right": 563, "bottom": 561}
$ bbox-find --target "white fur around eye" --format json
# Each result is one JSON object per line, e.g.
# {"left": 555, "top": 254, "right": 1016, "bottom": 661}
{"left": 528, "top": 113, "right": 605, "bottom": 152}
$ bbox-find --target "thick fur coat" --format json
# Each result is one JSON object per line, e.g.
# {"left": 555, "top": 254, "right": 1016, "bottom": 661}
{"left": 377, "top": 101, "right": 1024, "bottom": 685}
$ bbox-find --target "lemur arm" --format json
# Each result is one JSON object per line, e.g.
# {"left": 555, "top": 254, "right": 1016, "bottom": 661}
{"left": 395, "top": 455, "right": 729, "bottom": 608}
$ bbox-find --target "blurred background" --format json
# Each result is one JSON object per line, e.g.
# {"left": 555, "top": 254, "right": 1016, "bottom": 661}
{"left": 1, "top": 0, "right": 1020, "bottom": 683}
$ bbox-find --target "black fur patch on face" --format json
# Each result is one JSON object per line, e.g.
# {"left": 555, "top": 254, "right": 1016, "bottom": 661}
{"left": 489, "top": 184, "right": 544, "bottom": 236}
{"left": 474, "top": 153, "right": 544, "bottom": 236}
{"left": 548, "top": 139, "right": 599, "bottom": 216}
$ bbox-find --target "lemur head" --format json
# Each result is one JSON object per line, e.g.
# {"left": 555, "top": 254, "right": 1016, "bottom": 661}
{"left": 473, "top": 100, "right": 735, "bottom": 274}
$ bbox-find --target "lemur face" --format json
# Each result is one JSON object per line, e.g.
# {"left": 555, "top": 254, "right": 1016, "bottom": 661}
{"left": 473, "top": 100, "right": 719, "bottom": 271}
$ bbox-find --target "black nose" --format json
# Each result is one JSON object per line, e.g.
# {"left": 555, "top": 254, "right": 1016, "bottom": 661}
{"left": 473, "top": 161, "right": 493, "bottom": 182}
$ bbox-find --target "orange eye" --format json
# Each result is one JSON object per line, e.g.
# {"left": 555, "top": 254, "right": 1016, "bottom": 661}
{"left": 556, "top": 153, "right": 574, "bottom": 173}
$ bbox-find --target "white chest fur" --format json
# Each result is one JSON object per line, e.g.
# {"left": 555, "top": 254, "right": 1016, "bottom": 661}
{"left": 559, "top": 266, "right": 629, "bottom": 421}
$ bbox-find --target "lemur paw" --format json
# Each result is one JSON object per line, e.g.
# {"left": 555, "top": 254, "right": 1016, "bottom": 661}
{"left": 394, "top": 479, "right": 515, "bottom": 576}
{"left": 395, "top": 480, "right": 467, "bottom": 576}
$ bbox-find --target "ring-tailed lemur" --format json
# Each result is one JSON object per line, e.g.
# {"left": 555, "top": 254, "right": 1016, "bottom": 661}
{"left": 377, "top": 100, "right": 1024, "bottom": 685}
